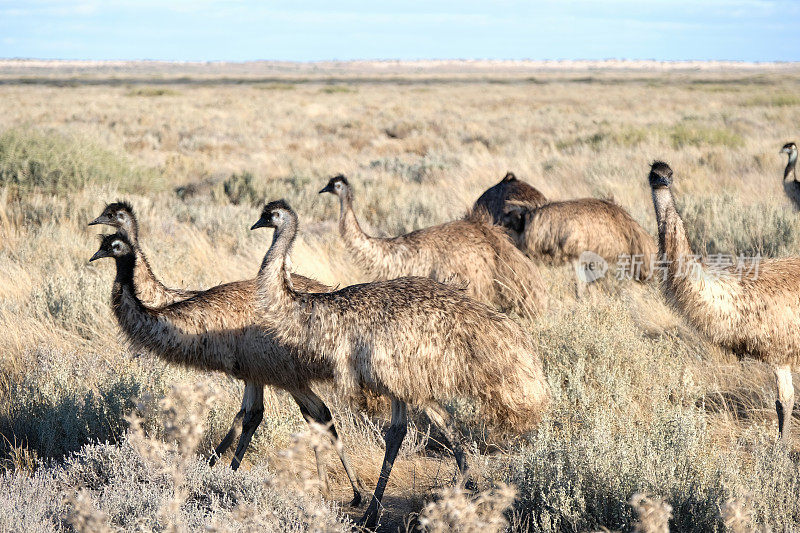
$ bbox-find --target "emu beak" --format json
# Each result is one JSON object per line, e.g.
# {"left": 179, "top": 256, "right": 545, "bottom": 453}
{"left": 88, "top": 215, "right": 106, "bottom": 226}
{"left": 319, "top": 184, "right": 334, "bottom": 194}
{"left": 251, "top": 218, "right": 268, "bottom": 230}
{"left": 89, "top": 249, "right": 107, "bottom": 262}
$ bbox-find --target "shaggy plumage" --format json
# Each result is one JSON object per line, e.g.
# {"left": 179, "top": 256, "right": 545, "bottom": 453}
{"left": 89, "top": 232, "right": 365, "bottom": 505}
{"left": 320, "top": 175, "right": 548, "bottom": 316}
{"left": 89, "top": 202, "right": 199, "bottom": 307}
{"left": 780, "top": 142, "right": 800, "bottom": 210}
{"left": 509, "top": 197, "right": 656, "bottom": 282}
{"left": 252, "top": 199, "right": 551, "bottom": 528}
{"left": 472, "top": 172, "right": 548, "bottom": 236}
{"left": 649, "top": 161, "right": 799, "bottom": 439}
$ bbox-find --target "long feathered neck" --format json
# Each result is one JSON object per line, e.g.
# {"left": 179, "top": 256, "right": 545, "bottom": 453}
{"left": 119, "top": 222, "right": 167, "bottom": 292}
{"left": 112, "top": 252, "right": 137, "bottom": 290}
{"left": 335, "top": 189, "right": 397, "bottom": 278}
{"left": 785, "top": 150, "right": 797, "bottom": 181}
{"left": 338, "top": 190, "right": 383, "bottom": 248}
{"left": 652, "top": 187, "right": 695, "bottom": 275}
{"left": 257, "top": 219, "right": 300, "bottom": 316}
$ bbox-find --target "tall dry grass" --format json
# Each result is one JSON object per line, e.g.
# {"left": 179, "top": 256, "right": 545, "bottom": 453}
{"left": 1, "top": 63, "right": 800, "bottom": 531}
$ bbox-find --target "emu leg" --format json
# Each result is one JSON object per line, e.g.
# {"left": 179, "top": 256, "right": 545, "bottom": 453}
{"left": 230, "top": 384, "right": 265, "bottom": 470}
{"left": 290, "top": 388, "right": 365, "bottom": 506}
{"left": 359, "top": 398, "right": 407, "bottom": 529}
{"left": 424, "top": 403, "right": 474, "bottom": 490}
{"left": 775, "top": 365, "right": 795, "bottom": 441}
{"left": 209, "top": 408, "right": 244, "bottom": 467}
{"left": 572, "top": 260, "right": 588, "bottom": 298}
{"left": 209, "top": 381, "right": 259, "bottom": 467}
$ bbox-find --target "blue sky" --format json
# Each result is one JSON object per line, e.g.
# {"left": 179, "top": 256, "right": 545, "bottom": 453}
{"left": 1, "top": 0, "right": 798, "bottom": 62}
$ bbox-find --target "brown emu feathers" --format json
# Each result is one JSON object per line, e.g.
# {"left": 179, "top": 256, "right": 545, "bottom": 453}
{"left": 509, "top": 197, "right": 656, "bottom": 282}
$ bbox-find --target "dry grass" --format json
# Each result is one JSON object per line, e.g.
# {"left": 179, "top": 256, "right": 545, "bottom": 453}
{"left": 1, "top": 61, "right": 800, "bottom": 532}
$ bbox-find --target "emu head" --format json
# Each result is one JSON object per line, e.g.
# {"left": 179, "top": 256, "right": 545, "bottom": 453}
{"left": 89, "top": 201, "right": 138, "bottom": 239}
{"left": 319, "top": 175, "right": 351, "bottom": 200}
{"left": 781, "top": 142, "right": 797, "bottom": 157}
{"left": 90, "top": 233, "right": 134, "bottom": 262}
{"left": 648, "top": 161, "right": 673, "bottom": 189}
{"left": 251, "top": 199, "right": 296, "bottom": 231}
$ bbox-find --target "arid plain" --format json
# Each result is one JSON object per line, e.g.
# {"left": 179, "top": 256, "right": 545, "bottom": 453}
{"left": 2, "top": 61, "right": 800, "bottom": 532}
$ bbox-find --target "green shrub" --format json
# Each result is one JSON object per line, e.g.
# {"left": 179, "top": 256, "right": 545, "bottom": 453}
{"left": 0, "top": 129, "right": 160, "bottom": 193}
{"left": 669, "top": 123, "right": 744, "bottom": 149}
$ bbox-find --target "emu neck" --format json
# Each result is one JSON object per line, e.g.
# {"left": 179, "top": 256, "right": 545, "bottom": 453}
{"left": 785, "top": 152, "right": 797, "bottom": 181}
{"left": 651, "top": 186, "right": 699, "bottom": 291}
{"left": 257, "top": 221, "right": 300, "bottom": 315}
{"left": 112, "top": 253, "right": 137, "bottom": 288}
{"left": 652, "top": 188, "right": 693, "bottom": 261}
{"left": 337, "top": 192, "right": 391, "bottom": 276}
{"left": 120, "top": 230, "right": 174, "bottom": 307}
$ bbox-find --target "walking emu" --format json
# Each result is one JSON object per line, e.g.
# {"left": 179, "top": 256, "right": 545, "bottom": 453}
{"left": 251, "top": 199, "right": 550, "bottom": 528}
{"left": 506, "top": 197, "right": 656, "bottom": 283}
{"left": 89, "top": 229, "right": 365, "bottom": 505}
{"left": 320, "top": 175, "right": 548, "bottom": 316}
{"left": 473, "top": 172, "right": 548, "bottom": 238}
{"left": 648, "top": 161, "right": 799, "bottom": 440}
{"left": 780, "top": 142, "right": 800, "bottom": 210}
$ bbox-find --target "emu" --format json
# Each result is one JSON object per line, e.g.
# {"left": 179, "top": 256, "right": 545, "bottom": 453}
{"left": 649, "top": 161, "right": 799, "bottom": 440}
{"left": 506, "top": 197, "right": 656, "bottom": 284}
{"left": 320, "top": 175, "right": 548, "bottom": 317}
{"left": 251, "top": 199, "right": 551, "bottom": 528}
{"left": 88, "top": 228, "right": 365, "bottom": 505}
{"left": 780, "top": 142, "right": 800, "bottom": 210}
{"left": 472, "top": 172, "right": 548, "bottom": 238}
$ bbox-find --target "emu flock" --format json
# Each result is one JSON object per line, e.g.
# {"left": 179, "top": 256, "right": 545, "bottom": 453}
{"left": 87, "top": 147, "right": 800, "bottom": 528}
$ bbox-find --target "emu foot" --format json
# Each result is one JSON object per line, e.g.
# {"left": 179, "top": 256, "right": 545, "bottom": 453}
{"left": 348, "top": 490, "right": 363, "bottom": 508}
{"left": 356, "top": 499, "right": 381, "bottom": 530}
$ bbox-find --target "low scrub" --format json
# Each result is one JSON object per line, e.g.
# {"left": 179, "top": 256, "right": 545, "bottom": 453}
{"left": 0, "top": 128, "right": 160, "bottom": 194}
{"left": 677, "top": 193, "right": 800, "bottom": 257}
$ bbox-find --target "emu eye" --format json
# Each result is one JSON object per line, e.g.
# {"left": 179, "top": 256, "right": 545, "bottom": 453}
{"left": 112, "top": 241, "right": 122, "bottom": 253}
{"left": 116, "top": 212, "right": 124, "bottom": 220}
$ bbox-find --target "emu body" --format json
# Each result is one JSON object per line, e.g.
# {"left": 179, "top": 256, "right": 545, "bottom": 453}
{"left": 90, "top": 207, "right": 365, "bottom": 504}
{"left": 252, "top": 200, "right": 551, "bottom": 528}
{"left": 321, "top": 175, "right": 548, "bottom": 316}
{"left": 648, "top": 161, "right": 799, "bottom": 440}
{"left": 510, "top": 197, "right": 656, "bottom": 282}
